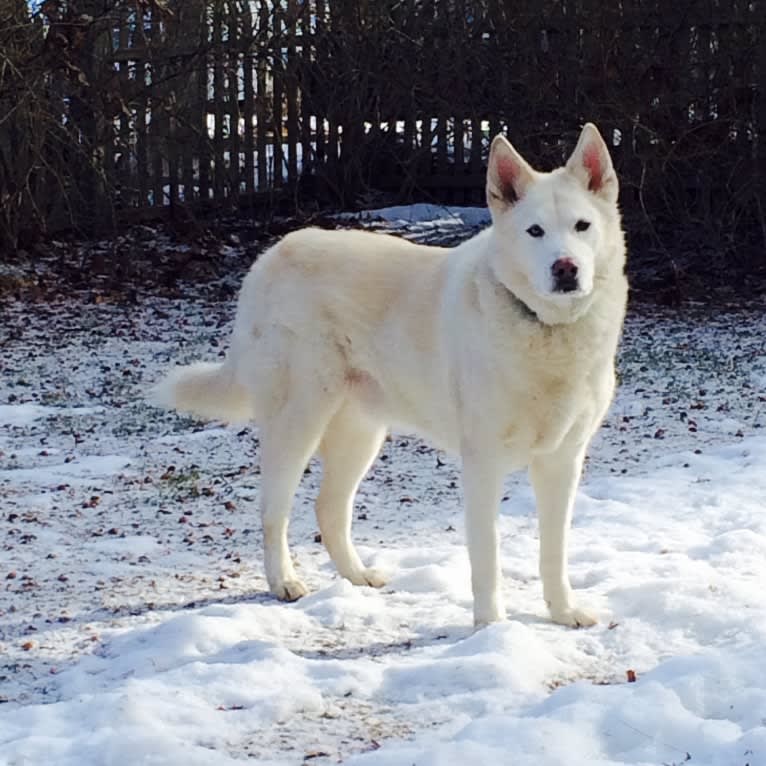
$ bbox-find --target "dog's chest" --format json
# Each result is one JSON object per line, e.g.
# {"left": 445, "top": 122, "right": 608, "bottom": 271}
{"left": 499, "top": 336, "right": 608, "bottom": 456}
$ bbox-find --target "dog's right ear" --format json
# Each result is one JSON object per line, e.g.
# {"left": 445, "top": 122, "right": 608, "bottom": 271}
{"left": 486, "top": 134, "right": 535, "bottom": 209}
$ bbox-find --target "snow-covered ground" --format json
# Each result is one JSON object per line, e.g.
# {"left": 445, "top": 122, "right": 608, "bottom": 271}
{"left": 1, "top": 214, "right": 766, "bottom": 764}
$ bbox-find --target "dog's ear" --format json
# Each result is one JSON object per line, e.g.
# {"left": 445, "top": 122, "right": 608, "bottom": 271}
{"left": 486, "top": 134, "right": 535, "bottom": 209}
{"left": 566, "top": 123, "right": 618, "bottom": 203}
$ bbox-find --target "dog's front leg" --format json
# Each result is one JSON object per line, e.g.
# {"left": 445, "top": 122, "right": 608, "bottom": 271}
{"left": 529, "top": 446, "right": 597, "bottom": 627}
{"left": 461, "top": 446, "right": 506, "bottom": 627}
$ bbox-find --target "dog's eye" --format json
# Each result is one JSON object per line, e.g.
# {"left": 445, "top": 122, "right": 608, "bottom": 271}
{"left": 526, "top": 224, "right": 545, "bottom": 238}
{"left": 575, "top": 220, "right": 591, "bottom": 232}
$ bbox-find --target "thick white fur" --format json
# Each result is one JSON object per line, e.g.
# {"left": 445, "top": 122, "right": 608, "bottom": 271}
{"left": 154, "top": 123, "right": 628, "bottom": 628}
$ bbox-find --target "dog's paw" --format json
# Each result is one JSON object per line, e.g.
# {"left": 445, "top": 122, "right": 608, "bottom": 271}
{"left": 272, "top": 578, "right": 309, "bottom": 602}
{"left": 473, "top": 605, "right": 506, "bottom": 629}
{"left": 347, "top": 567, "right": 387, "bottom": 589}
{"left": 548, "top": 602, "right": 598, "bottom": 628}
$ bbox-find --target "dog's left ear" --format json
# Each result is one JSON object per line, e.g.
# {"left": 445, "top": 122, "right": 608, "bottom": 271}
{"left": 566, "top": 123, "right": 618, "bottom": 204}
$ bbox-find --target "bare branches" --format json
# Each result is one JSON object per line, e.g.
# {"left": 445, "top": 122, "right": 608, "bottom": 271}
{"left": 0, "top": 0, "right": 763, "bottom": 277}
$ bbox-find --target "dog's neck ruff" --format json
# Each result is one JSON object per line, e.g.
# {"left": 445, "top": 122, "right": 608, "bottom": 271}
{"left": 505, "top": 285, "right": 542, "bottom": 323}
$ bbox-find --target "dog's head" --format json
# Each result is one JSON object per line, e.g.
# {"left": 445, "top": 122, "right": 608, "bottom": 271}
{"left": 486, "top": 123, "right": 623, "bottom": 324}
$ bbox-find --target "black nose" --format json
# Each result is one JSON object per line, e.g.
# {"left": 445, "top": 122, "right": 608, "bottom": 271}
{"left": 552, "top": 258, "right": 579, "bottom": 293}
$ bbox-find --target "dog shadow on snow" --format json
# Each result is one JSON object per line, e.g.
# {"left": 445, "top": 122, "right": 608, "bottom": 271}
{"left": 291, "top": 629, "right": 467, "bottom": 662}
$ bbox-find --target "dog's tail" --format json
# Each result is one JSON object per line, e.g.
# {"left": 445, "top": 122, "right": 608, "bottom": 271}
{"left": 149, "top": 361, "right": 253, "bottom": 423}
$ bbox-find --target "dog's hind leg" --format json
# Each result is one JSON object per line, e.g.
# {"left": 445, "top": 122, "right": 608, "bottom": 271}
{"left": 316, "top": 403, "right": 387, "bottom": 588}
{"left": 259, "top": 389, "right": 341, "bottom": 602}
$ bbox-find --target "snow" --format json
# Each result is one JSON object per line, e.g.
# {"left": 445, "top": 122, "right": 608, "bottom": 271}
{"left": 0, "top": 404, "right": 102, "bottom": 428}
{"left": 340, "top": 205, "right": 492, "bottom": 248}
{"left": 0, "top": 454, "right": 133, "bottom": 485}
{"left": 353, "top": 204, "right": 491, "bottom": 228}
{"left": 1, "top": 240, "right": 766, "bottom": 764}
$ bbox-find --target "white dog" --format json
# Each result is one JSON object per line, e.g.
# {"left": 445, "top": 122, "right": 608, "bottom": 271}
{"left": 154, "top": 123, "right": 627, "bottom": 628}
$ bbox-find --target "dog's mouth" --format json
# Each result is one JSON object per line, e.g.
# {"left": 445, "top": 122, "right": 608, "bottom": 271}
{"left": 542, "top": 283, "right": 590, "bottom": 301}
{"left": 530, "top": 280, "right": 595, "bottom": 324}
